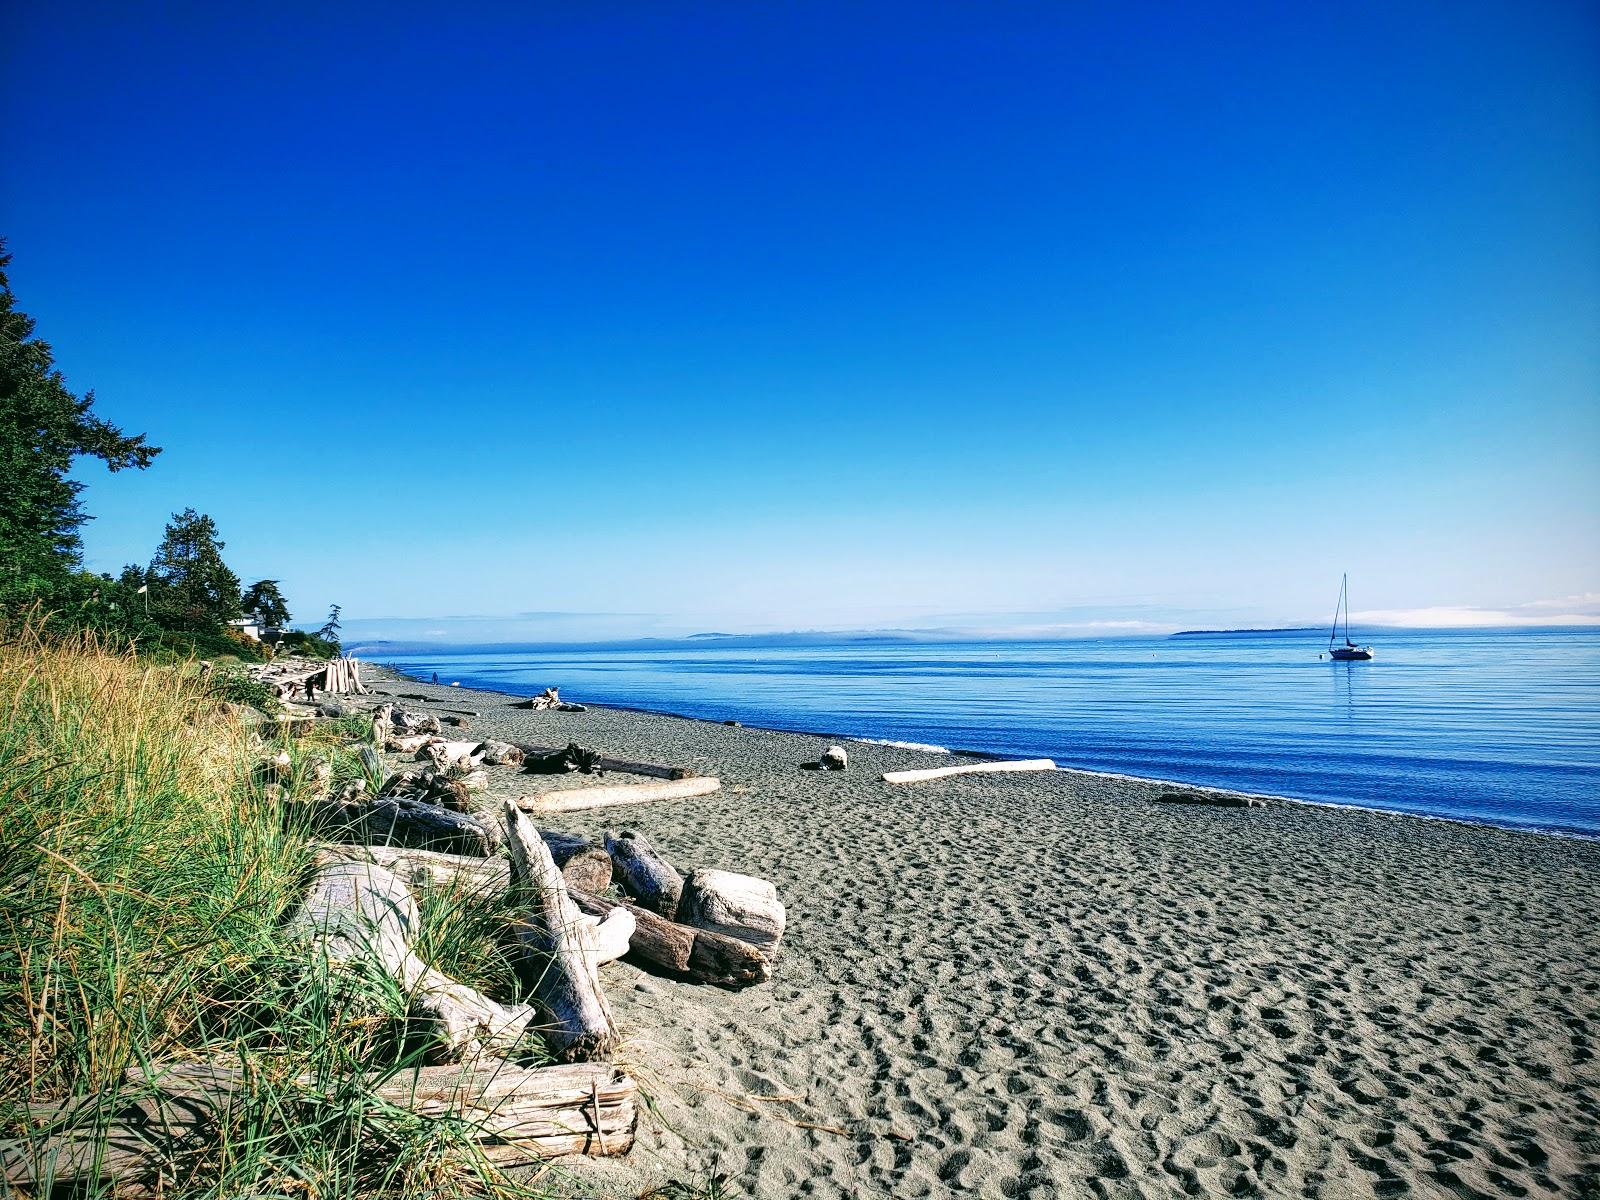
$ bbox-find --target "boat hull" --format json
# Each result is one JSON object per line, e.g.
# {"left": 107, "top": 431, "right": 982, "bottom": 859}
{"left": 1329, "top": 647, "right": 1374, "bottom": 661}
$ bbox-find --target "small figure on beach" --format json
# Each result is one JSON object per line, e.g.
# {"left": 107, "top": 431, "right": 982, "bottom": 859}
{"left": 432, "top": 672, "right": 438, "bottom": 683}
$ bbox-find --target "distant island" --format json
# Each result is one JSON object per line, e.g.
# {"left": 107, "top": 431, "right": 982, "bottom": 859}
{"left": 1170, "top": 627, "right": 1322, "bottom": 637}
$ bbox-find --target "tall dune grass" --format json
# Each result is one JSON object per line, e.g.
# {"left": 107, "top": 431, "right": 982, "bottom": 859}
{"left": 0, "top": 627, "right": 307, "bottom": 1101}
{"left": 0, "top": 629, "right": 553, "bottom": 1198}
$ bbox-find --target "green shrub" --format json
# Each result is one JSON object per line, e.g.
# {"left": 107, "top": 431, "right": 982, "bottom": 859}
{"left": 209, "top": 664, "right": 280, "bottom": 713}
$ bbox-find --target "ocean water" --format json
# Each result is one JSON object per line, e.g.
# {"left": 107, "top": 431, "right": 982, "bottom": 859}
{"left": 377, "top": 628, "right": 1600, "bottom": 837}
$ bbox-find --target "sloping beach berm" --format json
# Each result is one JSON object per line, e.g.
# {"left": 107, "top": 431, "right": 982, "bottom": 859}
{"left": 371, "top": 668, "right": 1598, "bottom": 1199}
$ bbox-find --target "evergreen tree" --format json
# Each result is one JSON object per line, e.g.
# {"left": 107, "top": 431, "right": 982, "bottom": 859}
{"left": 0, "top": 239, "right": 160, "bottom": 592}
{"left": 241, "top": 579, "right": 291, "bottom": 628}
{"left": 317, "top": 603, "right": 342, "bottom": 643}
{"left": 148, "top": 509, "right": 241, "bottom": 628}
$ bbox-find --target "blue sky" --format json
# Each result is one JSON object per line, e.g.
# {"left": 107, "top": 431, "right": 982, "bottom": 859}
{"left": 4, "top": 2, "right": 1597, "bottom": 640}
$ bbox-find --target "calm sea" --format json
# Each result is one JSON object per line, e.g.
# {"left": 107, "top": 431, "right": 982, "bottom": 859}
{"left": 379, "top": 628, "right": 1600, "bottom": 838}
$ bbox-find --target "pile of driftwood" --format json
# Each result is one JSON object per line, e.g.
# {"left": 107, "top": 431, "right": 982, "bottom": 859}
{"left": 6, "top": 679, "right": 787, "bottom": 1192}
{"left": 256, "top": 654, "right": 372, "bottom": 702}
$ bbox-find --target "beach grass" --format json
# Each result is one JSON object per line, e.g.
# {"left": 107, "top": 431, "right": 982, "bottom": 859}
{"left": 0, "top": 627, "right": 554, "bottom": 1198}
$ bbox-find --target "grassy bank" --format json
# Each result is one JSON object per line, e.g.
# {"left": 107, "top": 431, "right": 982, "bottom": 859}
{"left": 0, "top": 630, "right": 549, "bottom": 1198}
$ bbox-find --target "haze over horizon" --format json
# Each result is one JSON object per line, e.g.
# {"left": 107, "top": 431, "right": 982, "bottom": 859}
{"left": 5, "top": 3, "right": 1596, "bottom": 640}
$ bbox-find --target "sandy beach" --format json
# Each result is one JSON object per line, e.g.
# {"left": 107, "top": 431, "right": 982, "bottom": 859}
{"left": 363, "top": 668, "right": 1599, "bottom": 1199}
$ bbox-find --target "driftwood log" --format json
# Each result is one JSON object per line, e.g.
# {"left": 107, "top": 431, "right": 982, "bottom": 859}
{"left": 881, "top": 758, "right": 1057, "bottom": 784}
{"left": 289, "top": 859, "right": 537, "bottom": 1060}
{"left": 515, "top": 776, "right": 720, "bottom": 815}
{"left": 326, "top": 841, "right": 608, "bottom": 896}
{"left": 325, "top": 844, "right": 511, "bottom": 893}
{"left": 523, "top": 742, "right": 603, "bottom": 775}
{"left": 1155, "top": 790, "right": 1267, "bottom": 808}
{"left": 511, "top": 687, "right": 588, "bottom": 712}
{"left": 2, "top": 1059, "right": 637, "bottom": 1189}
{"left": 311, "top": 794, "right": 498, "bottom": 856}
{"left": 570, "top": 891, "right": 769, "bottom": 990}
{"left": 479, "top": 740, "right": 525, "bottom": 766}
{"left": 604, "top": 830, "right": 683, "bottom": 919}
{"left": 681, "top": 869, "right": 786, "bottom": 960}
{"left": 501, "top": 804, "right": 617, "bottom": 1062}
{"left": 539, "top": 831, "right": 615, "bottom": 893}
{"left": 513, "top": 744, "right": 693, "bottom": 781}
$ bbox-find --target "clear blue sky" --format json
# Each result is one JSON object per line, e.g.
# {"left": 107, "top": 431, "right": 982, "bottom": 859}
{"left": 4, "top": 2, "right": 1597, "bottom": 640}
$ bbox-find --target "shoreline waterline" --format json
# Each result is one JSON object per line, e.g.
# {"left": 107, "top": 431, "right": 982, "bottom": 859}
{"left": 378, "top": 659, "right": 1600, "bottom": 843}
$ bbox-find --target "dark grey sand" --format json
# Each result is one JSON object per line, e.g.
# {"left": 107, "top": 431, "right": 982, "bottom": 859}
{"left": 361, "top": 669, "right": 1599, "bottom": 1199}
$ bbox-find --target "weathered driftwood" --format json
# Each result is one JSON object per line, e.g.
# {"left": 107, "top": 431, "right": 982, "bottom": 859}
{"left": 3, "top": 1059, "right": 637, "bottom": 1189}
{"left": 521, "top": 742, "right": 602, "bottom": 775}
{"left": 329, "top": 840, "right": 606, "bottom": 896}
{"left": 290, "top": 859, "right": 536, "bottom": 1060}
{"left": 514, "top": 745, "right": 693, "bottom": 781}
{"left": 515, "top": 776, "right": 721, "bottom": 815}
{"left": 511, "top": 687, "right": 588, "bottom": 712}
{"left": 540, "top": 831, "right": 614, "bottom": 893}
{"left": 380, "top": 767, "right": 471, "bottom": 812}
{"left": 501, "top": 804, "right": 617, "bottom": 1062}
{"left": 582, "top": 906, "right": 636, "bottom": 966}
{"left": 1155, "top": 790, "right": 1267, "bottom": 809}
{"left": 881, "top": 758, "right": 1057, "bottom": 785}
{"left": 604, "top": 829, "right": 683, "bottom": 919}
{"left": 372, "top": 702, "right": 394, "bottom": 746}
{"left": 319, "top": 844, "right": 630, "bottom": 969}
{"left": 417, "top": 739, "right": 486, "bottom": 772}
{"left": 310, "top": 656, "right": 371, "bottom": 696}
{"left": 390, "top": 708, "right": 444, "bottom": 736}
{"left": 326, "top": 844, "right": 511, "bottom": 893}
{"left": 479, "top": 740, "right": 526, "bottom": 766}
{"left": 681, "top": 869, "right": 786, "bottom": 960}
{"left": 570, "top": 890, "right": 770, "bottom": 990}
{"left": 311, "top": 794, "right": 497, "bottom": 855}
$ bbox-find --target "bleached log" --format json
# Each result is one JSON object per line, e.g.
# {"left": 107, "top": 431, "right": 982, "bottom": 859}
{"left": 323, "top": 844, "right": 510, "bottom": 893}
{"left": 581, "top": 906, "right": 635, "bottom": 966}
{"left": 570, "top": 890, "right": 770, "bottom": 990}
{"left": 387, "top": 733, "right": 435, "bottom": 753}
{"left": 881, "top": 758, "right": 1056, "bottom": 784}
{"left": 288, "top": 859, "right": 536, "bottom": 1060}
{"left": 681, "top": 869, "right": 786, "bottom": 960}
{"left": 328, "top": 838, "right": 608, "bottom": 896}
{"left": 515, "top": 776, "right": 720, "bottom": 815}
{"left": 604, "top": 829, "right": 684, "bottom": 919}
{"left": 501, "top": 803, "right": 617, "bottom": 1062}
{"left": 4, "top": 1059, "right": 637, "bottom": 1187}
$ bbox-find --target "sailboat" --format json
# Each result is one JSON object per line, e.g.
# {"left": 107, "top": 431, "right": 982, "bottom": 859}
{"left": 1327, "top": 574, "right": 1374, "bottom": 661}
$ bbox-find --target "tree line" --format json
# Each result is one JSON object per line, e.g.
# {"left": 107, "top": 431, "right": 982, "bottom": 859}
{"left": 0, "top": 239, "right": 340, "bottom": 660}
